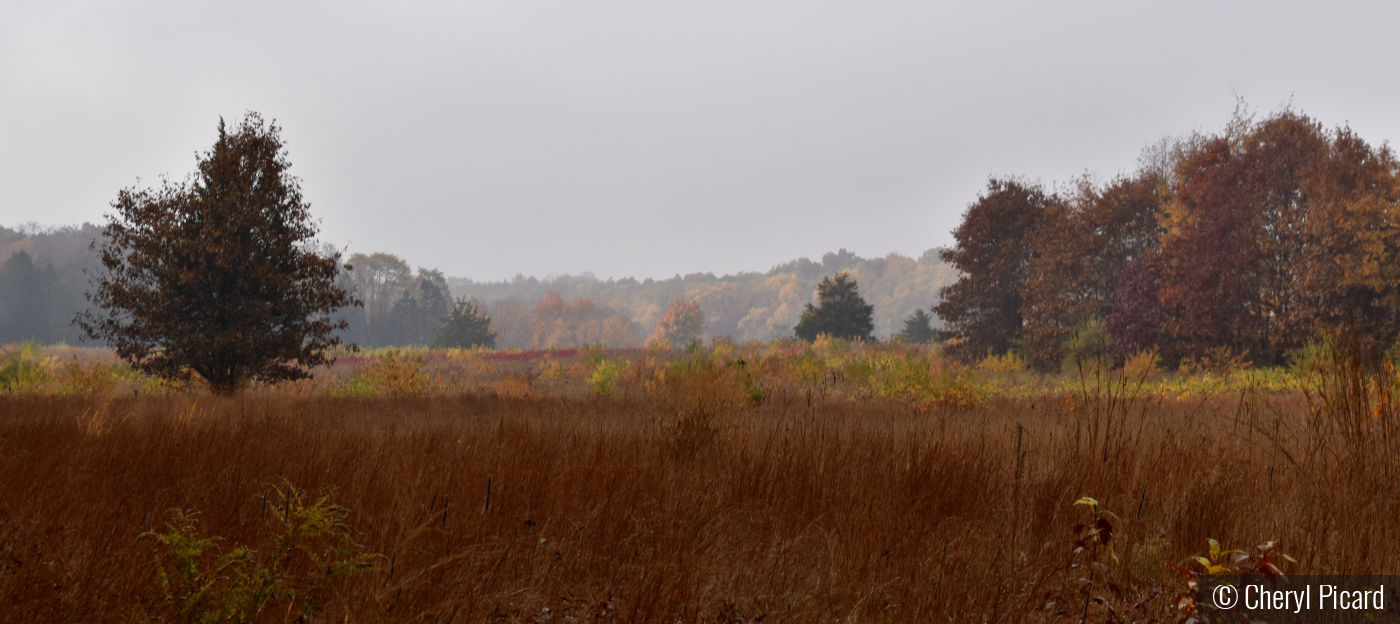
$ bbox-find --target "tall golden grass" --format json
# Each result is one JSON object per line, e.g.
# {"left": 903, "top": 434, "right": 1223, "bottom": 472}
{"left": 0, "top": 356, "right": 1396, "bottom": 623}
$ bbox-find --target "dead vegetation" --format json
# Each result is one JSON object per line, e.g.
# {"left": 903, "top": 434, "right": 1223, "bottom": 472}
{"left": 0, "top": 356, "right": 1391, "bottom": 624}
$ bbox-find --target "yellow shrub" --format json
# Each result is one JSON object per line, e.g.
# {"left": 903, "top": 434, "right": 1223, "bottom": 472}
{"left": 334, "top": 351, "right": 433, "bottom": 397}
{"left": 1119, "top": 349, "right": 1160, "bottom": 381}
{"left": 496, "top": 374, "right": 536, "bottom": 399}
{"left": 978, "top": 351, "right": 1027, "bottom": 375}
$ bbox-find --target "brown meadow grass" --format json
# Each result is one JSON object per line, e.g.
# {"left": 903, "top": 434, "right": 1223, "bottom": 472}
{"left": 2, "top": 347, "right": 1398, "bottom": 621}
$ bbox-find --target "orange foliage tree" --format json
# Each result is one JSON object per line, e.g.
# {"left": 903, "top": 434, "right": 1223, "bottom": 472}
{"left": 1156, "top": 109, "right": 1400, "bottom": 363}
{"left": 528, "top": 291, "right": 641, "bottom": 348}
{"left": 651, "top": 299, "right": 706, "bottom": 347}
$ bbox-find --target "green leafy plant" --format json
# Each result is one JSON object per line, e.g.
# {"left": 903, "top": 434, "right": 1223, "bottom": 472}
{"left": 60, "top": 355, "right": 132, "bottom": 395}
{"left": 1060, "top": 318, "right": 1112, "bottom": 375}
{"left": 136, "top": 481, "right": 379, "bottom": 623}
{"left": 587, "top": 358, "right": 625, "bottom": 396}
{"left": 0, "top": 341, "right": 52, "bottom": 393}
{"left": 977, "top": 350, "right": 1027, "bottom": 376}
{"left": 863, "top": 351, "right": 981, "bottom": 411}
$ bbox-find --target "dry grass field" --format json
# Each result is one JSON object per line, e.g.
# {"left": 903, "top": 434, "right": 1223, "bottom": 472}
{"left": 2, "top": 340, "right": 1398, "bottom": 622}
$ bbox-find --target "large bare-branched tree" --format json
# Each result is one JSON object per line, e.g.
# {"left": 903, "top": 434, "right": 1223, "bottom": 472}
{"left": 76, "top": 113, "right": 359, "bottom": 394}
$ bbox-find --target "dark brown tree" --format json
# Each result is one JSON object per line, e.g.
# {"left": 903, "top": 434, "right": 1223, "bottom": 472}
{"left": 76, "top": 113, "right": 358, "bottom": 394}
{"left": 935, "top": 178, "right": 1051, "bottom": 361}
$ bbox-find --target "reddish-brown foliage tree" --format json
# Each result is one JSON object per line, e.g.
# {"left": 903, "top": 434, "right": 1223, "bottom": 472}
{"left": 76, "top": 113, "right": 358, "bottom": 394}
{"left": 1020, "top": 173, "right": 1165, "bottom": 368}
{"left": 939, "top": 106, "right": 1400, "bottom": 368}
{"left": 935, "top": 178, "right": 1051, "bottom": 362}
{"left": 1157, "top": 113, "right": 1311, "bottom": 362}
{"left": 1105, "top": 259, "right": 1165, "bottom": 363}
{"left": 1157, "top": 110, "right": 1400, "bottom": 362}
{"left": 1017, "top": 195, "right": 1083, "bottom": 368}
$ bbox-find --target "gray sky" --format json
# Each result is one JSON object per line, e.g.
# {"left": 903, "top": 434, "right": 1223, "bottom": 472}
{"left": 3, "top": 1, "right": 1398, "bottom": 281}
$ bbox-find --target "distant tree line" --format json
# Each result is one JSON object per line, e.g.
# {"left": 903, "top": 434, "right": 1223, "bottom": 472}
{"left": 336, "top": 252, "right": 454, "bottom": 348}
{"left": 453, "top": 248, "right": 955, "bottom": 346}
{"left": 295, "top": 246, "right": 951, "bottom": 349}
{"left": 0, "top": 224, "right": 101, "bottom": 345}
{"left": 936, "top": 106, "right": 1400, "bottom": 369}
{"left": 1, "top": 232, "right": 952, "bottom": 350}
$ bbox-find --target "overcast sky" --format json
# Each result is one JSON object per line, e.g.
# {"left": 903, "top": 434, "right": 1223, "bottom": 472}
{"left": 3, "top": 1, "right": 1398, "bottom": 281}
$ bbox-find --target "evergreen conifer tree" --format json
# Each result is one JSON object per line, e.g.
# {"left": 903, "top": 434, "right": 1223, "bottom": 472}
{"left": 434, "top": 298, "right": 497, "bottom": 348}
{"left": 794, "top": 272, "right": 874, "bottom": 340}
{"left": 898, "top": 308, "right": 936, "bottom": 344}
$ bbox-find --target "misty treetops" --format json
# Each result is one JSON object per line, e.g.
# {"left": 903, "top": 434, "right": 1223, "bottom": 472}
{"left": 0, "top": 109, "right": 942, "bottom": 352}
{"left": 1, "top": 224, "right": 945, "bottom": 350}
{"left": 339, "top": 250, "right": 931, "bottom": 349}
{"left": 0, "top": 224, "right": 100, "bottom": 346}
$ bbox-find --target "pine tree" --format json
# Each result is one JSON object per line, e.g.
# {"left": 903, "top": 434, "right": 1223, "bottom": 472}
{"left": 897, "top": 308, "right": 936, "bottom": 344}
{"left": 794, "top": 272, "right": 874, "bottom": 340}
{"left": 435, "top": 298, "right": 497, "bottom": 348}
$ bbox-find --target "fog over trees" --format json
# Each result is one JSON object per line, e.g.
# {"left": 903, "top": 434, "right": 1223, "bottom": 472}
{"left": 0, "top": 228, "right": 955, "bottom": 348}
{"left": 449, "top": 248, "right": 956, "bottom": 348}
{"left": 0, "top": 223, "right": 101, "bottom": 345}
